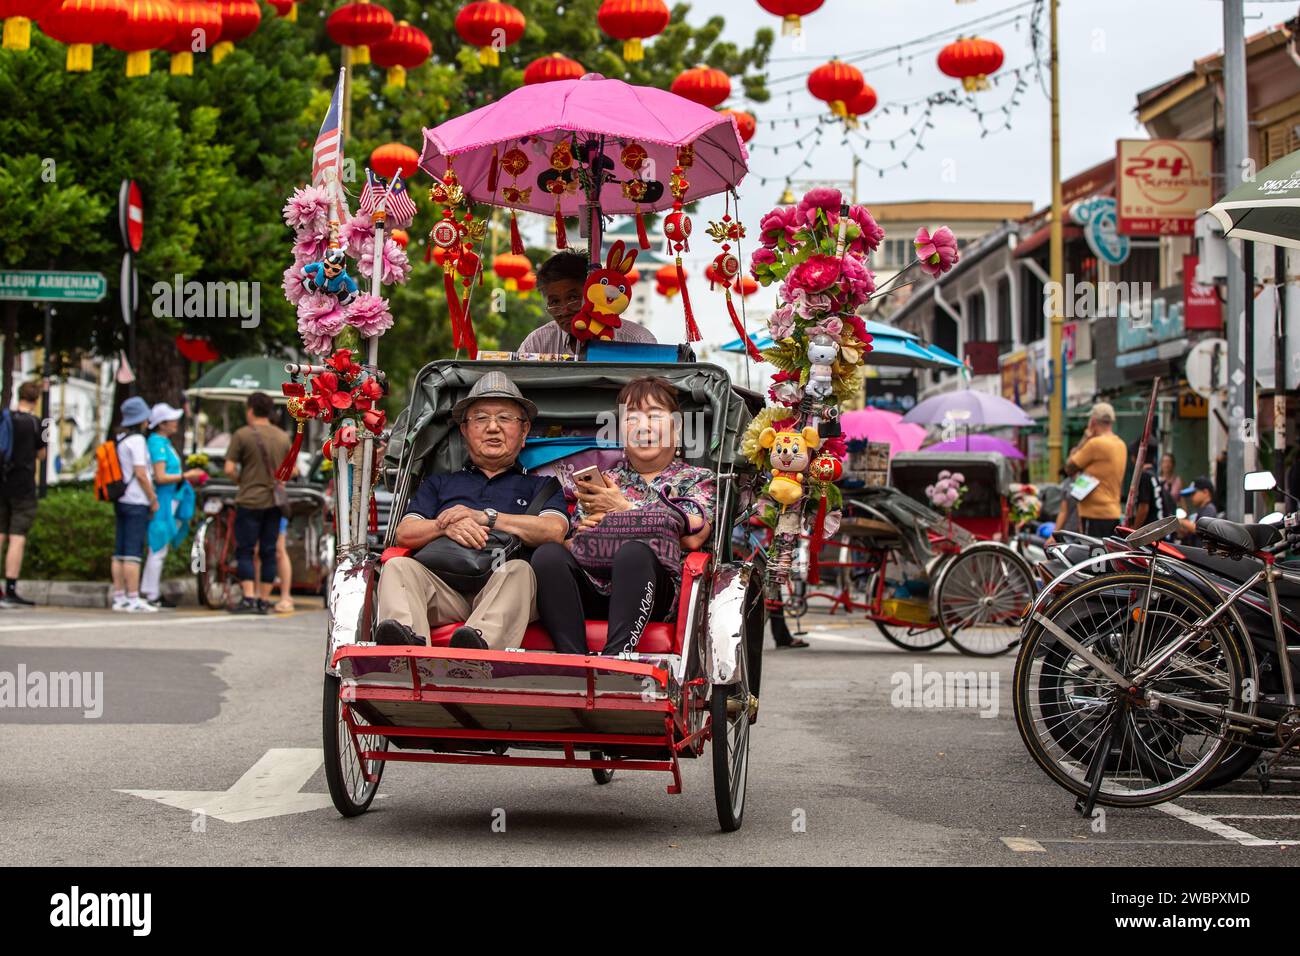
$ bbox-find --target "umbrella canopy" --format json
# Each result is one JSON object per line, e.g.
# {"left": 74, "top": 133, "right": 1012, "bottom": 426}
{"left": 924, "top": 433, "right": 1026, "bottom": 459}
{"left": 839, "top": 406, "right": 927, "bottom": 455}
{"left": 1206, "top": 147, "right": 1300, "bottom": 249}
{"left": 719, "top": 328, "right": 963, "bottom": 369}
{"left": 901, "top": 388, "right": 1034, "bottom": 427}
{"left": 419, "top": 73, "right": 748, "bottom": 218}
{"left": 185, "top": 357, "right": 294, "bottom": 404}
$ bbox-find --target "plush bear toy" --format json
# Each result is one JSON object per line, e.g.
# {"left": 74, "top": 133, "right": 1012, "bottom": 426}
{"left": 759, "top": 425, "right": 822, "bottom": 506}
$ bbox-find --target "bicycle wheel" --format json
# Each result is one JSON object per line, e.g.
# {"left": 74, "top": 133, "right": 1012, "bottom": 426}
{"left": 873, "top": 620, "right": 946, "bottom": 651}
{"left": 1013, "top": 572, "right": 1247, "bottom": 808}
{"left": 936, "top": 546, "right": 1035, "bottom": 657}
{"left": 196, "top": 517, "right": 236, "bottom": 611}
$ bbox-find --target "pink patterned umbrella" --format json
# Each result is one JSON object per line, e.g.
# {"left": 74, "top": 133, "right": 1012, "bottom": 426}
{"left": 418, "top": 72, "right": 749, "bottom": 218}
{"left": 839, "top": 407, "right": 926, "bottom": 457}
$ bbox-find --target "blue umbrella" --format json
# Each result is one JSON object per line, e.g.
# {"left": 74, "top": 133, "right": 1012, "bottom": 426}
{"left": 719, "top": 328, "right": 962, "bottom": 370}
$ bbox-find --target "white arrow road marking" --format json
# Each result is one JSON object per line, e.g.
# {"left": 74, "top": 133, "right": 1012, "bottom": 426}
{"left": 116, "top": 748, "right": 337, "bottom": 823}
{"left": 1000, "top": 837, "right": 1046, "bottom": 853}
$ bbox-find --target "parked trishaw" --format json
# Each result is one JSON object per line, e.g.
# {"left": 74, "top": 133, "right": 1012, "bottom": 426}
{"left": 889, "top": 451, "right": 1018, "bottom": 541}
{"left": 322, "top": 361, "right": 768, "bottom": 832}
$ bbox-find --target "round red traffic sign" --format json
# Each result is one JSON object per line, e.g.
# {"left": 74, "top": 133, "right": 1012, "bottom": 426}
{"left": 119, "top": 180, "right": 143, "bottom": 252}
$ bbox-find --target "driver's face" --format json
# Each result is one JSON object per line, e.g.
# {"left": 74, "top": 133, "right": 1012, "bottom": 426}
{"left": 541, "top": 277, "right": 585, "bottom": 326}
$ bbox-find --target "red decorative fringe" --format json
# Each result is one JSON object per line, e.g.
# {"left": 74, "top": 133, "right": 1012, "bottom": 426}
{"left": 635, "top": 211, "right": 650, "bottom": 250}
{"left": 725, "top": 292, "right": 764, "bottom": 362}
{"left": 424, "top": 236, "right": 434, "bottom": 263}
{"left": 276, "top": 426, "right": 304, "bottom": 481}
{"left": 444, "top": 269, "right": 465, "bottom": 349}
{"left": 486, "top": 148, "right": 499, "bottom": 193}
{"left": 510, "top": 211, "right": 524, "bottom": 255}
{"left": 554, "top": 208, "right": 567, "bottom": 249}
{"left": 807, "top": 494, "right": 828, "bottom": 585}
{"left": 677, "top": 256, "right": 701, "bottom": 342}
{"left": 368, "top": 493, "right": 378, "bottom": 534}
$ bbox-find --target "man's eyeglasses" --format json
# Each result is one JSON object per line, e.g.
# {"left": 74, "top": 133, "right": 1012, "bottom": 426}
{"left": 465, "top": 413, "right": 526, "bottom": 428}
{"left": 545, "top": 295, "right": 584, "bottom": 316}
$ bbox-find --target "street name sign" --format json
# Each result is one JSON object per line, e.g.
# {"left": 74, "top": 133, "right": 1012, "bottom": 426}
{"left": 0, "top": 270, "right": 108, "bottom": 303}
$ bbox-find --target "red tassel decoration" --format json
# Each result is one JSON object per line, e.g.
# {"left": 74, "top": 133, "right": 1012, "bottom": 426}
{"left": 510, "top": 211, "right": 524, "bottom": 255}
{"left": 276, "top": 425, "right": 304, "bottom": 481}
{"left": 676, "top": 256, "right": 702, "bottom": 342}
{"left": 554, "top": 206, "right": 567, "bottom": 249}
{"left": 486, "top": 147, "right": 499, "bottom": 193}
{"left": 424, "top": 239, "right": 434, "bottom": 263}
{"left": 444, "top": 269, "right": 465, "bottom": 349}
{"left": 725, "top": 292, "right": 765, "bottom": 362}
{"left": 369, "top": 493, "right": 378, "bottom": 534}
{"left": 806, "top": 494, "right": 828, "bottom": 586}
{"left": 635, "top": 211, "right": 650, "bottom": 250}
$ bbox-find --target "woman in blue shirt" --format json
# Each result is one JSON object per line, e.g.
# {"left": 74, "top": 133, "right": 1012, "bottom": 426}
{"left": 142, "top": 404, "right": 205, "bottom": 607}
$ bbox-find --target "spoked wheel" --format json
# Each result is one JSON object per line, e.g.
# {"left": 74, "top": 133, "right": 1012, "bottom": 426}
{"left": 322, "top": 674, "right": 387, "bottom": 817}
{"left": 590, "top": 752, "right": 615, "bottom": 785}
{"left": 196, "top": 517, "right": 237, "bottom": 611}
{"left": 936, "top": 545, "right": 1035, "bottom": 657}
{"left": 1013, "top": 573, "right": 1247, "bottom": 807}
{"left": 711, "top": 633, "right": 753, "bottom": 832}
{"left": 867, "top": 572, "right": 945, "bottom": 651}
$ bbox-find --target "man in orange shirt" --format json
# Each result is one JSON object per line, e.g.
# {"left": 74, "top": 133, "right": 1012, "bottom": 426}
{"left": 1065, "top": 402, "right": 1128, "bottom": 538}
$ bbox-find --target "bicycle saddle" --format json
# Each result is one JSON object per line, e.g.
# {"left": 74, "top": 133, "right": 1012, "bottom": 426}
{"left": 1195, "top": 516, "right": 1281, "bottom": 555}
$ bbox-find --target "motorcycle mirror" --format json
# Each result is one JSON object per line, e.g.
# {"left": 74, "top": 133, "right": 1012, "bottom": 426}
{"left": 1176, "top": 507, "right": 1188, "bottom": 520}
{"left": 1245, "top": 470, "right": 1277, "bottom": 492}
{"left": 1261, "top": 511, "right": 1285, "bottom": 525}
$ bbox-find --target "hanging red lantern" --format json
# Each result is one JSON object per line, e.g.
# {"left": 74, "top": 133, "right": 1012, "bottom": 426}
{"left": 597, "top": 0, "right": 668, "bottom": 62}
{"left": 756, "top": 0, "right": 822, "bottom": 36}
{"left": 455, "top": 0, "right": 524, "bottom": 67}
{"left": 624, "top": 266, "right": 640, "bottom": 285}
{"left": 517, "top": 271, "right": 537, "bottom": 294}
{"left": 41, "top": 0, "right": 127, "bottom": 70}
{"left": 175, "top": 334, "right": 220, "bottom": 363}
{"left": 733, "top": 274, "right": 758, "bottom": 297}
{"left": 390, "top": 229, "right": 409, "bottom": 248}
{"left": 807, "top": 58, "right": 864, "bottom": 118}
{"left": 267, "top": 0, "right": 294, "bottom": 20}
{"left": 369, "top": 20, "right": 430, "bottom": 87}
{"left": 522, "top": 52, "right": 583, "bottom": 85}
{"left": 1, "top": 0, "right": 59, "bottom": 50}
{"left": 492, "top": 253, "right": 532, "bottom": 291}
{"left": 163, "top": 0, "right": 219, "bottom": 75}
{"left": 671, "top": 66, "right": 731, "bottom": 108}
{"left": 719, "top": 108, "right": 755, "bottom": 144}
{"left": 209, "top": 0, "right": 257, "bottom": 63}
{"left": 937, "top": 36, "right": 1004, "bottom": 92}
{"left": 655, "top": 263, "right": 681, "bottom": 298}
{"left": 844, "top": 83, "right": 877, "bottom": 126}
{"left": 327, "top": 0, "right": 393, "bottom": 66}
{"left": 110, "top": 0, "right": 178, "bottom": 77}
{"left": 370, "top": 142, "right": 419, "bottom": 181}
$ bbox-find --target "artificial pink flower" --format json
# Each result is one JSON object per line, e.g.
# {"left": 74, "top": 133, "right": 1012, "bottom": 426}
{"left": 915, "top": 226, "right": 960, "bottom": 277}
{"left": 848, "top": 205, "right": 885, "bottom": 254}
{"left": 345, "top": 293, "right": 394, "bottom": 337}
{"left": 790, "top": 290, "right": 834, "bottom": 321}
{"left": 785, "top": 254, "right": 841, "bottom": 294}
{"left": 758, "top": 206, "right": 800, "bottom": 248}
{"left": 807, "top": 316, "right": 844, "bottom": 342}
{"left": 282, "top": 258, "right": 312, "bottom": 306}
{"left": 297, "top": 293, "right": 347, "bottom": 355}
{"left": 358, "top": 237, "right": 412, "bottom": 285}
{"left": 836, "top": 254, "right": 877, "bottom": 307}
{"left": 338, "top": 213, "right": 375, "bottom": 259}
{"left": 293, "top": 233, "right": 330, "bottom": 263}
{"left": 283, "top": 184, "right": 332, "bottom": 235}
{"left": 750, "top": 246, "right": 777, "bottom": 269}
{"left": 768, "top": 304, "right": 795, "bottom": 340}
{"left": 797, "top": 187, "right": 843, "bottom": 225}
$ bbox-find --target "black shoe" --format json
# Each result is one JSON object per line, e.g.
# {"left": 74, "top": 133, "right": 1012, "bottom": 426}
{"left": 449, "top": 625, "right": 488, "bottom": 650}
{"left": 3, "top": 590, "right": 33, "bottom": 607}
{"left": 148, "top": 594, "right": 177, "bottom": 609}
{"left": 229, "top": 598, "right": 264, "bottom": 615}
{"left": 374, "top": 618, "right": 426, "bottom": 646}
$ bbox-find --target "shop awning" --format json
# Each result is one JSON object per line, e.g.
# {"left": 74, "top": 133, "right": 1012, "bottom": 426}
{"left": 1014, "top": 223, "right": 1084, "bottom": 259}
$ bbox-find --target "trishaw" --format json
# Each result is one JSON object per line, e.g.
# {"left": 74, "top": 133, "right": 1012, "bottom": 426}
{"left": 321, "top": 360, "right": 769, "bottom": 832}
{"left": 889, "top": 451, "right": 1018, "bottom": 541}
{"left": 807, "top": 484, "right": 1036, "bottom": 657}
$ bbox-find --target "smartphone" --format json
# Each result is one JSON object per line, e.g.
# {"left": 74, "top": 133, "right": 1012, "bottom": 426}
{"left": 572, "top": 465, "right": 607, "bottom": 488}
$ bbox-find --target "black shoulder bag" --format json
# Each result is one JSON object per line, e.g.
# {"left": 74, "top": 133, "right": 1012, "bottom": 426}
{"left": 412, "top": 476, "right": 561, "bottom": 594}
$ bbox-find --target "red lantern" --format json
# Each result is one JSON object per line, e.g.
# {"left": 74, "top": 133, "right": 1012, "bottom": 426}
{"left": 807, "top": 58, "right": 864, "bottom": 118}
{"left": 756, "top": 0, "right": 822, "bottom": 36}
{"left": 110, "top": 0, "right": 177, "bottom": 77}
{"left": 267, "top": 0, "right": 293, "bottom": 20}
{"left": 719, "top": 108, "right": 755, "bottom": 144}
{"left": 844, "top": 83, "right": 876, "bottom": 127}
{"left": 209, "top": 0, "right": 257, "bottom": 63}
{"left": 175, "top": 334, "right": 220, "bottom": 363}
{"left": 327, "top": 0, "right": 393, "bottom": 66}
{"left": 1, "top": 0, "right": 60, "bottom": 50}
{"left": 523, "top": 52, "right": 583, "bottom": 85}
{"left": 370, "top": 142, "right": 419, "bottom": 181}
{"left": 369, "top": 20, "right": 430, "bottom": 87}
{"left": 597, "top": 0, "right": 668, "bottom": 62}
{"left": 455, "top": 0, "right": 524, "bottom": 67}
{"left": 671, "top": 66, "right": 731, "bottom": 108}
{"left": 706, "top": 252, "right": 740, "bottom": 289}
{"left": 517, "top": 271, "right": 537, "bottom": 293}
{"left": 655, "top": 263, "right": 681, "bottom": 298}
{"left": 937, "top": 36, "right": 1003, "bottom": 92}
{"left": 390, "top": 229, "right": 409, "bottom": 248}
{"left": 492, "top": 252, "right": 531, "bottom": 291}
{"left": 41, "top": 0, "right": 127, "bottom": 70}
{"left": 624, "top": 266, "right": 640, "bottom": 285}
{"left": 163, "top": 0, "right": 219, "bottom": 75}
{"left": 733, "top": 274, "right": 758, "bottom": 297}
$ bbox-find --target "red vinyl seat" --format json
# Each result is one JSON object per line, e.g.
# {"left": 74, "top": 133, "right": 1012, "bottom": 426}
{"left": 427, "top": 620, "right": 679, "bottom": 654}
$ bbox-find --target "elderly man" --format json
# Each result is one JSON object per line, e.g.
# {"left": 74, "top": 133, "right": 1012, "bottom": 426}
{"left": 1065, "top": 401, "right": 1128, "bottom": 539}
{"left": 374, "top": 372, "right": 569, "bottom": 649}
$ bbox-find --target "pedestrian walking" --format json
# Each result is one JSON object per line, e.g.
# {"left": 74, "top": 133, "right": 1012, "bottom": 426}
{"left": 0, "top": 381, "right": 47, "bottom": 607}
{"left": 141, "top": 403, "right": 206, "bottom": 608}
{"left": 110, "top": 396, "right": 159, "bottom": 613}
{"left": 223, "top": 391, "right": 291, "bottom": 615}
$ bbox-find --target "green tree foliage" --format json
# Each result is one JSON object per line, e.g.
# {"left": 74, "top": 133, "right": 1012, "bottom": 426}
{"left": 0, "top": 1, "right": 771, "bottom": 407}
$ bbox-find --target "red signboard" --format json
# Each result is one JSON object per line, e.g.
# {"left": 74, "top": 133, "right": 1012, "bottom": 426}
{"left": 964, "top": 341, "right": 1000, "bottom": 376}
{"left": 119, "top": 179, "right": 143, "bottom": 252}
{"left": 1117, "top": 139, "right": 1213, "bottom": 236}
{"left": 1183, "top": 254, "right": 1222, "bottom": 330}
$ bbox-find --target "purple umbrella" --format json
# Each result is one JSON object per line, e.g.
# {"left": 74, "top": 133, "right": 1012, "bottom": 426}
{"left": 923, "top": 434, "right": 1026, "bottom": 459}
{"left": 901, "top": 388, "right": 1035, "bottom": 428}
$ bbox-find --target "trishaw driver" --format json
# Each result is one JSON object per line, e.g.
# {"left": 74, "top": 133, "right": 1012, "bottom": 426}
{"left": 374, "top": 372, "right": 569, "bottom": 649}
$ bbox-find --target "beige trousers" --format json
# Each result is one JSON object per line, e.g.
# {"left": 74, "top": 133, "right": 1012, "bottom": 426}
{"left": 375, "top": 556, "right": 537, "bottom": 649}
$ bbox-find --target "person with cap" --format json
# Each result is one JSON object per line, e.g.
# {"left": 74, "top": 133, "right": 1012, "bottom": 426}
{"left": 1065, "top": 401, "right": 1128, "bottom": 538}
{"left": 0, "top": 380, "right": 47, "bottom": 607}
{"left": 141, "top": 403, "right": 207, "bottom": 608}
{"left": 223, "top": 391, "right": 292, "bottom": 615}
{"left": 111, "top": 396, "right": 161, "bottom": 613}
{"left": 1177, "top": 476, "right": 1218, "bottom": 547}
{"left": 373, "top": 371, "right": 569, "bottom": 649}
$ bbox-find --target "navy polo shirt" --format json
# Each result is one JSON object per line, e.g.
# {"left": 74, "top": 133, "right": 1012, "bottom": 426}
{"left": 403, "top": 461, "right": 569, "bottom": 529}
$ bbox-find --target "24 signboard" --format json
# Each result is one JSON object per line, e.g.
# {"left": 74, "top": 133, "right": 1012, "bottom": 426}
{"left": 1116, "top": 139, "right": 1214, "bottom": 236}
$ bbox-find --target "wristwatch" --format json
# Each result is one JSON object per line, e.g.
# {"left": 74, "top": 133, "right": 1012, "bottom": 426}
{"left": 483, "top": 508, "right": 498, "bottom": 530}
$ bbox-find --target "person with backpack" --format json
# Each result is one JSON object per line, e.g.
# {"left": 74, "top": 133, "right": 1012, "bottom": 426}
{"left": 108, "top": 396, "right": 160, "bottom": 613}
{"left": 222, "top": 391, "right": 291, "bottom": 615}
{"left": 0, "top": 380, "right": 48, "bottom": 607}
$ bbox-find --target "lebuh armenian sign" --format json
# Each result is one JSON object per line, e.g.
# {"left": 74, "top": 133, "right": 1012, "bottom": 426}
{"left": 0, "top": 270, "right": 108, "bottom": 303}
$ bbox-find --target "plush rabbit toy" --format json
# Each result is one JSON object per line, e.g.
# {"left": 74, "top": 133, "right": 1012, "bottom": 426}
{"left": 571, "top": 240, "right": 639, "bottom": 342}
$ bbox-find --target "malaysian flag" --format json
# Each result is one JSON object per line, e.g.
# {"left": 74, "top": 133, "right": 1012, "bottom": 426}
{"left": 312, "top": 69, "right": 348, "bottom": 223}
{"left": 358, "top": 169, "right": 418, "bottom": 229}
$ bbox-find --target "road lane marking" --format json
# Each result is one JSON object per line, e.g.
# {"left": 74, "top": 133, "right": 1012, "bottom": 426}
{"left": 1213, "top": 814, "right": 1300, "bottom": 820}
{"left": 1000, "top": 837, "right": 1046, "bottom": 852}
{"left": 1154, "top": 800, "right": 1300, "bottom": 847}
{"left": 1180, "top": 793, "right": 1300, "bottom": 799}
{"left": 0, "top": 614, "right": 276, "bottom": 633}
{"left": 117, "top": 748, "right": 336, "bottom": 823}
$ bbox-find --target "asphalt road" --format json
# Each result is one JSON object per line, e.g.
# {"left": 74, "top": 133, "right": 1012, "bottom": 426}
{"left": 1, "top": 602, "right": 1297, "bottom": 866}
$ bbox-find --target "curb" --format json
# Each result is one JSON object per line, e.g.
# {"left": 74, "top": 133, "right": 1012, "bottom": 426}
{"left": 17, "top": 577, "right": 198, "bottom": 609}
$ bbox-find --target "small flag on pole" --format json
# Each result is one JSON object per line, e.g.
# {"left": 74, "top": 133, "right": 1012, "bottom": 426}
{"left": 359, "top": 169, "right": 417, "bottom": 230}
{"left": 312, "top": 69, "right": 349, "bottom": 224}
